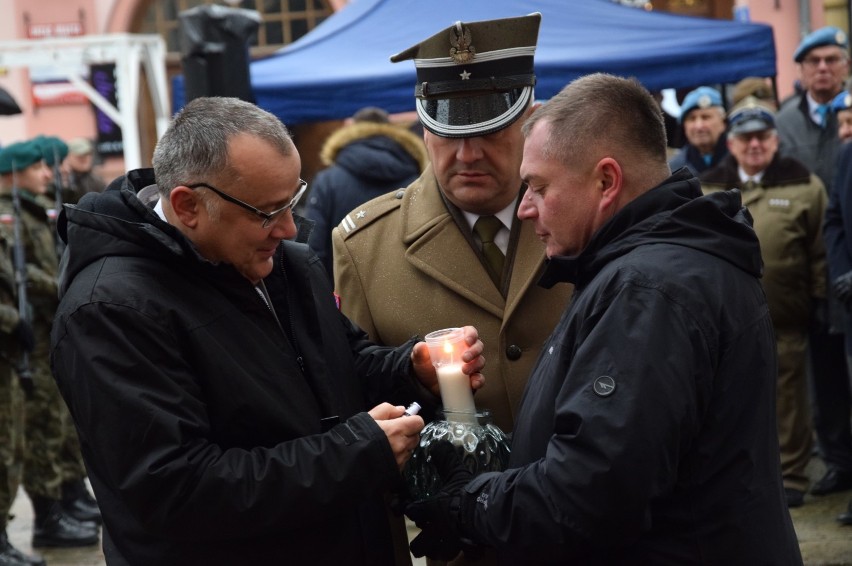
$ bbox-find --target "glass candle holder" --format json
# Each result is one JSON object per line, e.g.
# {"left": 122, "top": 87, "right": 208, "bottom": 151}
{"left": 424, "top": 327, "right": 477, "bottom": 423}
{"left": 404, "top": 409, "right": 511, "bottom": 501}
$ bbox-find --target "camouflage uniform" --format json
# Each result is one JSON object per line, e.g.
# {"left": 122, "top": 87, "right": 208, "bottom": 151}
{"left": 0, "top": 191, "right": 80, "bottom": 502}
{"left": 0, "top": 227, "right": 25, "bottom": 531}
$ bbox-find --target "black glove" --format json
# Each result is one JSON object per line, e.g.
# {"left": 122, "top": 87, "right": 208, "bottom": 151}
{"left": 13, "top": 319, "right": 35, "bottom": 353}
{"left": 405, "top": 441, "right": 473, "bottom": 561}
{"left": 834, "top": 271, "right": 852, "bottom": 304}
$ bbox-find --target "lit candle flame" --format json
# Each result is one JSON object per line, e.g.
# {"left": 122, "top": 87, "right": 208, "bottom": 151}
{"left": 443, "top": 340, "right": 454, "bottom": 364}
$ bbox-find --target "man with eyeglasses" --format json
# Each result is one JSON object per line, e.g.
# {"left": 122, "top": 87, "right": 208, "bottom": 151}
{"left": 701, "top": 97, "right": 827, "bottom": 508}
{"left": 777, "top": 26, "right": 852, "bottom": 502}
{"left": 777, "top": 26, "right": 850, "bottom": 191}
{"left": 48, "top": 96, "right": 485, "bottom": 565}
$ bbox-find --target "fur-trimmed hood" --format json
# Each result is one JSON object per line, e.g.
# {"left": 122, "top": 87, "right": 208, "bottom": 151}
{"left": 319, "top": 121, "right": 428, "bottom": 171}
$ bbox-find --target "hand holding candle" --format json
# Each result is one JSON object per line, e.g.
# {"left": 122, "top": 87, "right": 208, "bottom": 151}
{"left": 411, "top": 326, "right": 485, "bottom": 400}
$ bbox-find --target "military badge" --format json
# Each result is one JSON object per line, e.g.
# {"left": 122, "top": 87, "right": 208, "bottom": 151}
{"left": 449, "top": 21, "right": 475, "bottom": 63}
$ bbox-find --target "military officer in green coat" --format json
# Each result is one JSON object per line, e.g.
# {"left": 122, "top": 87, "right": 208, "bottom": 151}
{"left": 332, "top": 14, "right": 573, "bottom": 565}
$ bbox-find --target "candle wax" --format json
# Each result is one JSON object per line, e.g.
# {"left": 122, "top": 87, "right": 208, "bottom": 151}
{"left": 436, "top": 364, "right": 477, "bottom": 424}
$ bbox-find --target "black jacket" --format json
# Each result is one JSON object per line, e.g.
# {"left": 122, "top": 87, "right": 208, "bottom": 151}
{"left": 460, "top": 171, "right": 802, "bottom": 565}
{"left": 50, "top": 169, "right": 424, "bottom": 565}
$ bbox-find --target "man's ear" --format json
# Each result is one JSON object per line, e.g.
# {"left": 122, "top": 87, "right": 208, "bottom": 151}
{"left": 169, "top": 186, "right": 202, "bottom": 229}
{"left": 597, "top": 157, "right": 624, "bottom": 213}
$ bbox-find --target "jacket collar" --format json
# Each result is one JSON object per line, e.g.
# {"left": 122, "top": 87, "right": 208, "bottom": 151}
{"left": 700, "top": 153, "right": 812, "bottom": 188}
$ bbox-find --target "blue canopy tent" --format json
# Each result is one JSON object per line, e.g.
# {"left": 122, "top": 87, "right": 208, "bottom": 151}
{"left": 174, "top": 0, "right": 777, "bottom": 125}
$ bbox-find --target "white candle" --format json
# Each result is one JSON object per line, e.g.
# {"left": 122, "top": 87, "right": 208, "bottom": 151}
{"left": 437, "top": 363, "right": 477, "bottom": 423}
{"left": 425, "top": 327, "right": 478, "bottom": 424}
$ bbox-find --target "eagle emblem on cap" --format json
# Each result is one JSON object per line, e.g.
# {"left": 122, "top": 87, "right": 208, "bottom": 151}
{"left": 450, "top": 21, "right": 475, "bottom": 64}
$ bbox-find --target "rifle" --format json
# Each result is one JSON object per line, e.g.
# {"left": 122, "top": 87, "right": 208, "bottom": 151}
{"left": 50, "top": 145, "right": 66, "bottom": 258}
{"left": 11, "top": 166, "right": 34, "bottom": 397}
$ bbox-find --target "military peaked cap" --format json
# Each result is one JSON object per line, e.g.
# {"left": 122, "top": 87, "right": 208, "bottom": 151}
{"left": 390, "top": 13, "right": 541, "bottom": 138}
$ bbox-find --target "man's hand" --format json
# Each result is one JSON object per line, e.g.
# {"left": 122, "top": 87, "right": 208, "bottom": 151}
{"left": 370, "top": 403, "right": 424, "bottom": 471}
{"left": 405, "top": 442, "right": 473, "bottom": 560}
{"left": 834, "top": 271, "right": 852, "bottom": 303}
{"left": 411, "top": 325, "right": 485, "bottom": 397}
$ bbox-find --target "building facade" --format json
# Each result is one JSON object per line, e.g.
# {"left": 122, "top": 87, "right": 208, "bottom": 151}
{"left": 0, "top": 0, "right": 841, "bottom": 178}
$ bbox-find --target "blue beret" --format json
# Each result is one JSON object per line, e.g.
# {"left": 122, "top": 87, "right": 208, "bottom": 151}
{"left": 679, "top": 86, "right": 723, "bottom": 123}
{"left": 728, "top": 97, "right": 775, "bottom": 136}
{"left": 832, "top": 90, "right": 852, "bottom": 112}
{"left": 33, "top": 135, "right": 69, "bottom": 166}
{"left": 794, "top": 26, "right": 848, "bottom": 62}
{"left": 0, "top": 141, "right": 44, "bottom": 175}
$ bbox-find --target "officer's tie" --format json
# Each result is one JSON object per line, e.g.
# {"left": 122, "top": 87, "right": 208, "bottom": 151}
{"left": 474, "top": 215, "right": 505, "bottom": 287}
{"left": 817, "top": 103, "right": 831, "bottom": 127}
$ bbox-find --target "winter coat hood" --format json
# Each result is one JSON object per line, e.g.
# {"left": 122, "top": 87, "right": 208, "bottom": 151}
{"left": 319, "top": 121, "right": 427, "bottom": 184}
{"left": 57, "top": 169, "right": 240, "bottom": 297}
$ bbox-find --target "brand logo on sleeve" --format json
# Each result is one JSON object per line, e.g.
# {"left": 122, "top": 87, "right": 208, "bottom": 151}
{"left": 593, "top": 376, "right": 616, "bottom": 397}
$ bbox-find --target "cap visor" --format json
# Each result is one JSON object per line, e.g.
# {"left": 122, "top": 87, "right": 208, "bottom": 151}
{"left": 730, "top": 119, "right": 773, "bottom": 135}
{"left": 417, "top": 86, "right": 532, "bottom": 138}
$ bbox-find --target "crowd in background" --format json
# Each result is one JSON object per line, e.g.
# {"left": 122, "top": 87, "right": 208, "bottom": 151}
{"left": 1, "top": 18, "right": 852, "bottom": 566}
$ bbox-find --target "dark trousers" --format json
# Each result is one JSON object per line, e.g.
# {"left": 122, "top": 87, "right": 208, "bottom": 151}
{"left": 809, "top": 326, "right": 852, "bottom": 472}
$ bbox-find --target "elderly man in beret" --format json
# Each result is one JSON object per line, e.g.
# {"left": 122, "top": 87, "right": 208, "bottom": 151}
{"left": 332, "top": 13, "right": 572, "bottom": 565}
{"left": 778, "top": 26, "right": 850, "bottom": 188}
{"left": 701, "top": 98, "right": 828, "bottom": 508}
{"left": 0, "top": 141, "right": 100, "bottom": 550}
{"left": 777, "top": 26, "right": 852, "bottom": 500}
{"left": 668, "top": 86, "right": 729, "bottom": 176}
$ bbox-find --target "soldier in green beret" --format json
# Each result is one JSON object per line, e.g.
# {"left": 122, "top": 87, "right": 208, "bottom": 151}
{"left": 32, "top": 135, "right": 68, "bottom": 230}
{"left": 0, "top": 141, "right": 99, "bottom": 549}
{"left": 32, "top": 136, "right": 97, "bottom": 524}
{"left": 0, "top": 142, "right": 46, "bottom": 566}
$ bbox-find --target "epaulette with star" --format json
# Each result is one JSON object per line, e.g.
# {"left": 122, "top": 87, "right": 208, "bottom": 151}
{"left": 337, "top": 188, "right": 406, "bottom": 239}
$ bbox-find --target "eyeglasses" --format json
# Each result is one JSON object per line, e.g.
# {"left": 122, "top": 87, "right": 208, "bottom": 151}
{"left": 802, "top": 55, "right": 847, "bottom": 68}
{"left": 186, "top": 179, "right": 307, "bottom": 228}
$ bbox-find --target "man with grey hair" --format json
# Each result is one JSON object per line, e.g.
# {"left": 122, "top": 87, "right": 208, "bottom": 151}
{"left": 49, "top": 96, "right": 485, "bottom": 565}
{"left": 405, "top": 74, "right": 801, "bottom": 564}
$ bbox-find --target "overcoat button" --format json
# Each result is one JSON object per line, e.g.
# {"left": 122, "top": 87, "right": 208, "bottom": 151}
{"left": 506, "top": 345, "right": 522, "bottom": 360}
